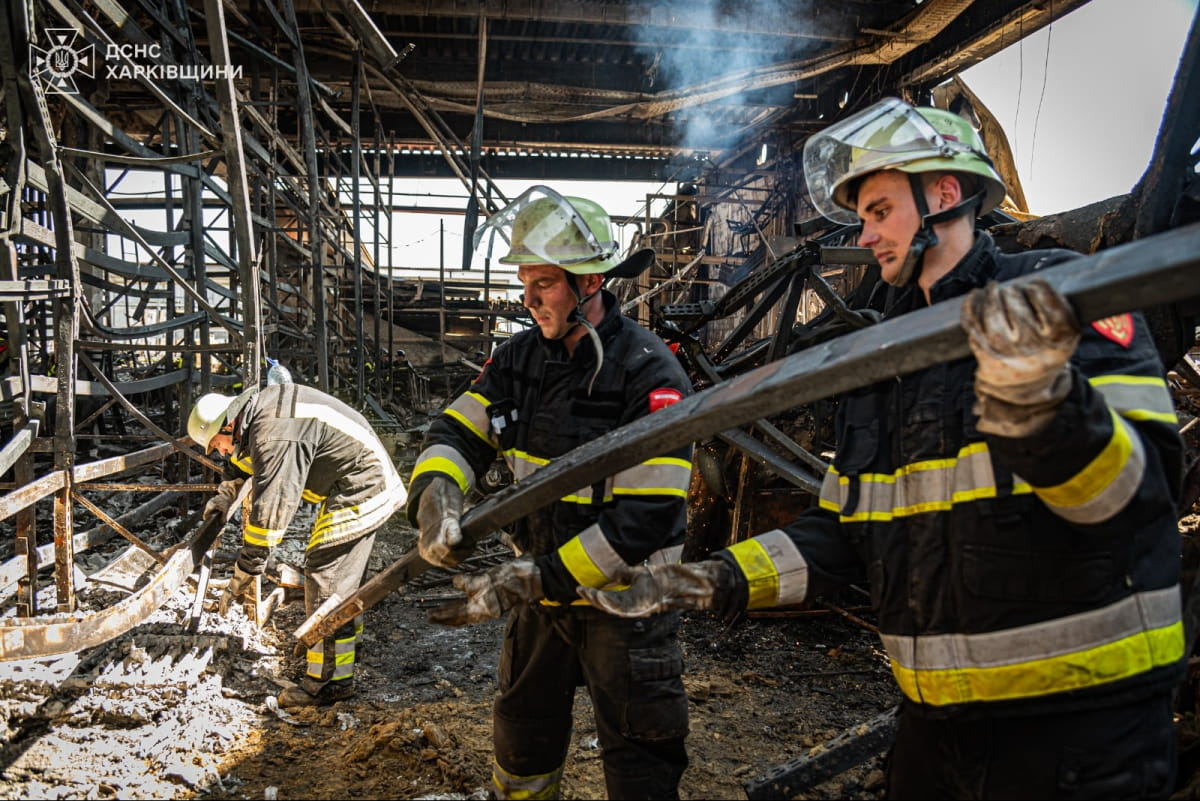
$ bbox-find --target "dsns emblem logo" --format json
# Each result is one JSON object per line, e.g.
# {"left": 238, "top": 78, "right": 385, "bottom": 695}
{"left": 31, "top": 29, "right": 94, "bottom": 95}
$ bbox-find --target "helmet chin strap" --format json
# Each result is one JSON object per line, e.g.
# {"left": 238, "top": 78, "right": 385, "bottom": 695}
{"left": 565, "top": 272, "right": 605, "bottom": 396}
{"left": 892, "top": 174, "right": 986, "bottom": 288}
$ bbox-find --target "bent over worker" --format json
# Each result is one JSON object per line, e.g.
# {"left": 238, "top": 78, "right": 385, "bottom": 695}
{"left": 581, "top": 99, "right": 1186, "bottom": 800}
{"left": 406, "top": 187, "right": 694, "bottom": 799}
{"left": 188, "top": 382, "right": 407, "bottom": 707}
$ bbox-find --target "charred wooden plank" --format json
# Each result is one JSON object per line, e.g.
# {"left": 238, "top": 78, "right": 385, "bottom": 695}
{"left": 743, "top": 705, "right": 899, "bottom": 799}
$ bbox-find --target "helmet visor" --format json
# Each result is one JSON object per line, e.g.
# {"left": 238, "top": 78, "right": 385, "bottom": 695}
{"left": 472, "top": 185, "right": 619, "bottom": 267}
{"left": 803, "top": 97, "right": 970, "bottom": 225}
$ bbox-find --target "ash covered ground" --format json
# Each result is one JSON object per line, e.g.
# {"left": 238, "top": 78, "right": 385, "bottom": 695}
{"left": 0, "top": 398, "right": 1197, "bottom": 800}
{"left": 0, "top": 511, "right": 901, "bottom": 800}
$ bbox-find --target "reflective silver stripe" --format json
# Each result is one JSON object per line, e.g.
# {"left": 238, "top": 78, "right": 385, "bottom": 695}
{"left": 507, "top": 449, "right": 547, "bottom": 482}
{"left": 818, "top": 442, "right": 1019, "bottom": 521}
{"left": 1034, "top": 412, "right": 1145, "bottom": 525}
{"left": 558, "top": 523, "right": 626, "bottom": 587}
{"left": 507, "top": 449, "right": 613, "bottom": 504}
{"left": 492, "top": 759, "right": 563, "bottom": 800}
{"left": 1091, "top": 375, "right": 1178, "bottom": 424}
{"left": 412, "top": 443, "right": 476, "bottom": 494}
{"left": 445, "top": 391, "right": 495, "bottom": 447}
{"left": 881, "top": 586, "right": 1181, "bottom": 670}
{"left": 294, "top": 401, "right": 407, "bottom": 507}
{"left": 245, "top": 521, "right": 286, "bottom": 548}
{"left": 332, "top": 634, "right": 356, "bottom": 680}
{"left": 611, "top": 457, "right": 692, "bottom": 498}
{"left": 724, "top": 529, "right": 809, "bottom": 608}
{"left": 647, "top": 544, "right": 684, "bottom": 566}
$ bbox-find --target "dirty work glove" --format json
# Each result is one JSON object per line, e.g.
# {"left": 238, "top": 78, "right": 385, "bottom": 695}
{"left": 576, "top": 561, "right": 726, "bottom": 618}
{"left": 204, "top": 478, "right": 244, "bottom": 521}
{"left": 429, "top": 557, "right": 543, "bottom": 626}
{"left": 217, "top": 563, "right": 258, "bottom": 617}
{"left": 416, "top": 476, "right": 467, "bottom": 567}
{"left": 961, "top": 279, "right": 1081, "bottom": 438}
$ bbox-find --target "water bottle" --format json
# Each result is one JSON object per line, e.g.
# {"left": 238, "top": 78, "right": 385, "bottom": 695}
{"left": 266, "top": 357, "right": 292, "bottom": 386}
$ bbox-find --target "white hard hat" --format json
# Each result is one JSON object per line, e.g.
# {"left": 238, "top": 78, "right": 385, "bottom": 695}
{"left": 187, "top": 393, "right": 234, "bottom": 450}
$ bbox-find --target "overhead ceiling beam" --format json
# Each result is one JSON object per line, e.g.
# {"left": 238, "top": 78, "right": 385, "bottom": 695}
{"left": 286, "top": 0, "right": 875, "bottom": 41}
{"left": 901, "top": 0, "right": 1094, "bottom": 86}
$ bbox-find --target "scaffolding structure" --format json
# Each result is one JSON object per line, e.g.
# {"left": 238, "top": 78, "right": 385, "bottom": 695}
{"left": 0, "top": 0, "right": 1196, "bottom": 661}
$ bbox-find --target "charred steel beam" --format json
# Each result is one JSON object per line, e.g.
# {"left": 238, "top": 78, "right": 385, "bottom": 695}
{"left": 1133, "top": 3, "right": 1200, "bottom": 238}
{"left": 901, "top": 0, "right": 1093, "bottom": 87}
{"left": 18, "top": 9, "right": 82, "bottom": 612}
{"left": 71, "top": 442, "right": 177, "bottom": 484}
{"left": 0, "top": 471, "right": 66, "bottom": 524}
{"left": 715, "top": 429, "right": 822, "bottom": 495}
{"left": 288, "top": 0, "right": 866, "bottom": 41}
{"left": 0, "top": 514, "right": 223, "bottom": 661}
{"left": 296, "top": 221, "right": 1200, "bottom": 647}
{"left": 744, "top": 705, "right": 900, "bottom": 799}
{"left": 69, "top": 490, "right": 166, "bottom": 566}
{"left": 0, "top": 491, "right": 182, "bottom": 598}
{"left": 0, "top": 420, "right": 38, "bottom": 480}
{"left": 204, "top": 0, "right": 262, "bottom": 388}
{"left": 75, "top": 355, "right": 222, "bottom": 474}
{"left": 280, "top": 0, "right": 332, "bottom": 392}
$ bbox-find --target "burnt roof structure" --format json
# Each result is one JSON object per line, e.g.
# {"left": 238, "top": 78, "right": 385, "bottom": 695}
{"left": 258, "top": 0, "right": 1090, "bottom": 181}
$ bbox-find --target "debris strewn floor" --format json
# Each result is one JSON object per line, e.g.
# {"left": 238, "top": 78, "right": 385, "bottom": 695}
{"left": 0, "top": 514, "right": 904, "bottom": 800}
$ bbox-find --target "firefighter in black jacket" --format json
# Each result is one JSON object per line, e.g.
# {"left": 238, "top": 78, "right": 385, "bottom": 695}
{"left": 581, "top": 99, "right": 1185, "bottom": 799}
{"left": 188, "top": 383, "right": 407, "bottom": 707}
{"left": 407, "top": 187, "right": 694, "bottom": 799}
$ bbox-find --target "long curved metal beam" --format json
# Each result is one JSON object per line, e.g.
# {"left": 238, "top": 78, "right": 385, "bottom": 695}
{"left": 297, "top": 220, "right": 1200, "bottom": 646}
{"left": 0, "top": 515, "right": 222, "bottom": 661}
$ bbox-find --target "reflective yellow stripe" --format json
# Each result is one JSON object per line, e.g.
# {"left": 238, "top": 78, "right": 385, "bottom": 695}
{"left": 612, "top": 457, "right": 693, "bottom": 498}
{"left": 444, "top": 391, "right": 494, "bottom": 446}
{"left": 884, "top": 586, "right": 1183, "bottom": 705}
{"left": 1090, "top": 375, "right": 1179, "bottom": 424}
{"left": 506, "top": 448, "right": 549, "bottom": 482}
{"left": 1033, "top": 409, "right": 1143, "bottom": 523}
{"left": 891, "top": 621, "right": 1183, "bottom": 706}
{"left": 612, "top": 486, "right": 689, "bottom": 498}
{"left": 231, "top": 453, "right": 253, "bottom": 473}
{"left": 411, "top": 456, "right": 470, "bottom": 494}
{"left": 301, "top": 489, "right": 326, "bottom": 504}
{"left": 817, "top": 442, "right": 1034, "bottom": 521}
{"left": 725, "top": 530, "right": 808, "bottom": 608}
{"left": 492, "top": 759, "right": 563, "bottom": 801}
{"left": 244, "top": 522, "right": 285, "bottom": 547}
{"left": 558, "top": 536, "right": 609, "bottom": 589}
{"left": 726, "top": 538, "right": 780, "bottom": 609}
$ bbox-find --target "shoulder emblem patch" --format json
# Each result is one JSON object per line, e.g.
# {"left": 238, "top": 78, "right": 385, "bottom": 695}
{"left": 649, "top": 388, "right": 683, "bottom": 413}
{"left": 1091, "top": 314, "right": 1134, "bottom": 348}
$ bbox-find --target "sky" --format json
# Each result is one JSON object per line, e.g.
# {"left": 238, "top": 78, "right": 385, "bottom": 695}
{"left": 960, "top": 0, "right": 1198, "bottom": 215}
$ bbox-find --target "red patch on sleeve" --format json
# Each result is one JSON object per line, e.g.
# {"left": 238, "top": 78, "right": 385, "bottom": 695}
{"left": 649, "top": 388, "right": 683, "bottom": 413}
{"left": 1091, "top": 314, "right": 1134, "bottom": 348}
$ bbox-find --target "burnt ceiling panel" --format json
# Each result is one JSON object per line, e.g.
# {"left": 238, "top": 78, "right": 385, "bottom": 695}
{"left": 216, "top": 0, "right": 1096, "bottom": 179}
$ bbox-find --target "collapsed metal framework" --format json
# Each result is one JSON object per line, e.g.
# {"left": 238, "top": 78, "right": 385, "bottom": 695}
{"left": 0, "top": 0, "right": 1197, "bottom": 674}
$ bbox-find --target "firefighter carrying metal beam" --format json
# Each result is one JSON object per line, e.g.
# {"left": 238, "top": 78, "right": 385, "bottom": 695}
{"left": 188, "top": 382, "right": 407, "bottom": 708}
{"left": 408, "top": 187, "right": 694, "bottom": 800}
{"left": 583, "top": 98, "right": 1186, "bottom": 800}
